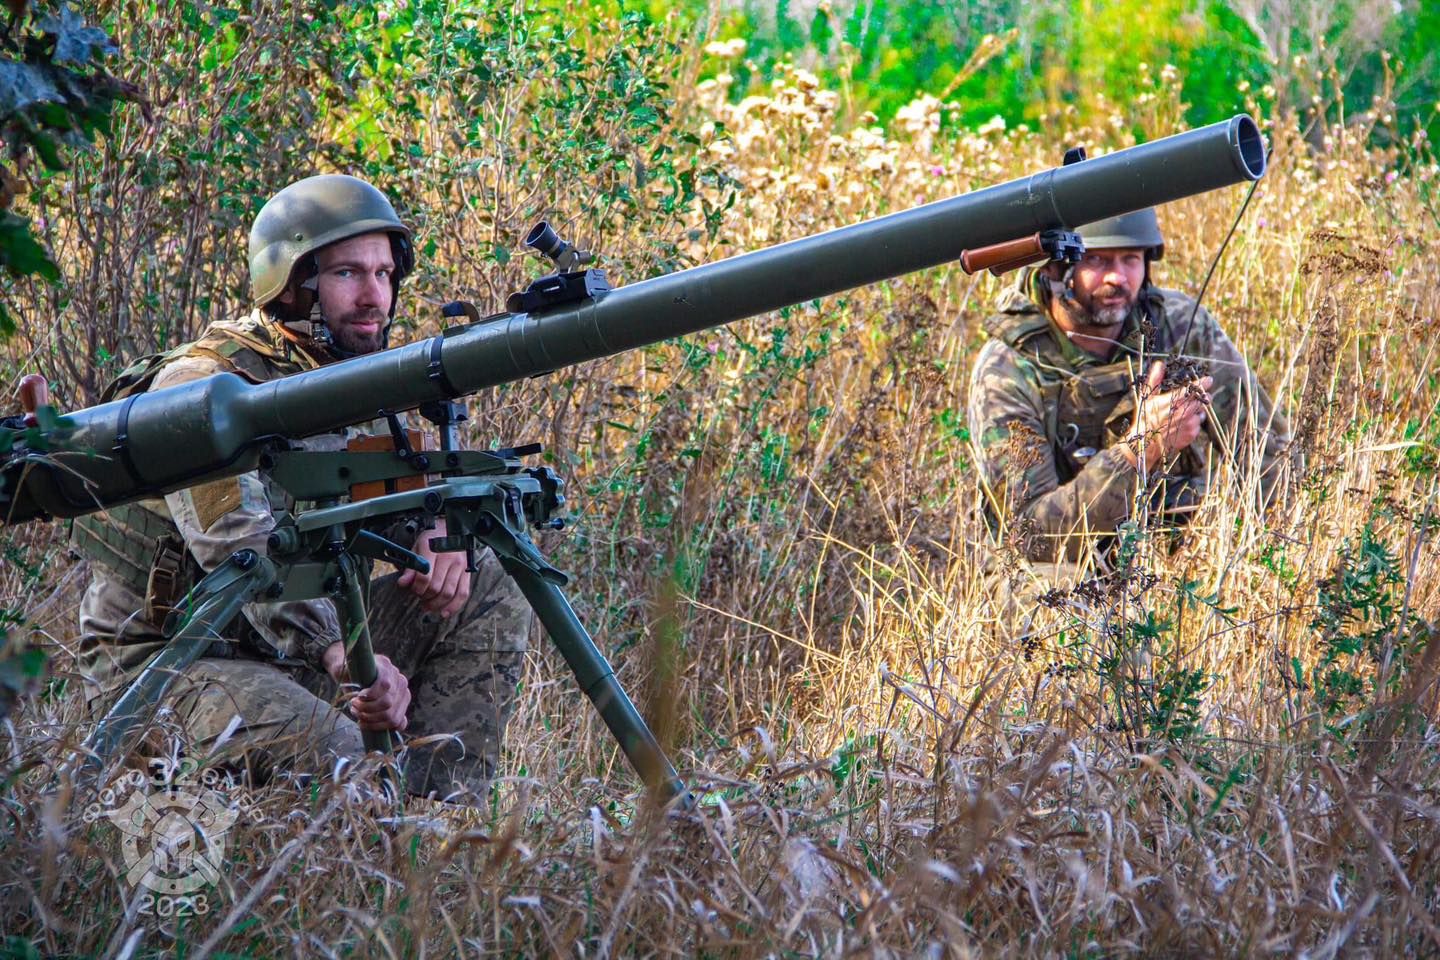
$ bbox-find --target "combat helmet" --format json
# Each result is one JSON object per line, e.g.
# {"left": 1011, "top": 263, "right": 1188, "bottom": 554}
{"left": 1075, "top": 207, "right": 1164, "bottom": 262}
{"left": 248, "top": 174, "right": 415, "bottom": 320}
{"left": 1029, "top": 207, "right": 1165, "bottom": 310}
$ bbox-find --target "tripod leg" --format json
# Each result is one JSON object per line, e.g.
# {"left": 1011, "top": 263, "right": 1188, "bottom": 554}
{"left": 498, "top": 557, "right": 686, "bottom": 802}
{"left": 334, "top": 552, "right": 394, "bottom": 755}
{"left": 79, "top": 552, "right": 276, "bottom": 781}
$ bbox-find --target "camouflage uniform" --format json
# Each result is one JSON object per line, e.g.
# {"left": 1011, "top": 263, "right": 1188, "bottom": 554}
{"left": 76, "top": 309, "right": 531, "bottom": 799}
{"left": 966, "top": 273, "right": 1289, "bottom": 613}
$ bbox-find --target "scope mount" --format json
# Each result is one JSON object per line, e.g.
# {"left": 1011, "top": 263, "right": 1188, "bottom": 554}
{"left": 506, "top": 220, "right": 611, "bottom": 314}
{"left": 506, "top": 268, "right": 610, "bottom": 314}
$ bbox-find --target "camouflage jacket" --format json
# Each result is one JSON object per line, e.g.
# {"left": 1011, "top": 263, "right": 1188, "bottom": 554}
{"left": 967, "top": 276, "right": 1289, "bottom": 564}
{"left": 76, "top": 309, "right": 348, "bottom": 683}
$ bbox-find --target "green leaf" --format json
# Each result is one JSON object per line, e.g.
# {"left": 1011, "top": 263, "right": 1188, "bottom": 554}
{"left": 32, "top": 101, "right": 75, "bottom": 130}
{"left": 1, "top": 934, "right": 45, "bottom": 960}
{"left": 0, "top": 212, "right": 61, "bottom": 282}
{"left": 28, "top": 132, "right": 67, "bottom": 172}
{"left": 0, "top": 640, "right": 47, "bottom": 711}
{"left": 810, "top": 9, "right": 833, "bottom": 50}
{"left": 37, "top": 5, "right": 118, "bottom": 67}
{"left": 0, "top": 59, "right": 66, "bottom": 119}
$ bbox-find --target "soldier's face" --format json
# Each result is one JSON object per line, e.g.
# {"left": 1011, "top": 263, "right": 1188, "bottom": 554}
{"left": 314, "top": 233, "right": 396, "bottom": 354}
{"left": 1070, "top": 247, "right": 1146, "bottom": 326}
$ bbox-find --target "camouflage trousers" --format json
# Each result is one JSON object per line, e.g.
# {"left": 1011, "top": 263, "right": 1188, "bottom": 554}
{"left": 87, "top": 551, "right": 530, "bottom": 801}
{"left": 982, "top": 554, "right": 1103, "bottom": 646}
{"left": 984, "top": 495, "right": 1201, "bottom": 639}
{"left": 989, "top": 556, "right": 1092, "bottom": 608}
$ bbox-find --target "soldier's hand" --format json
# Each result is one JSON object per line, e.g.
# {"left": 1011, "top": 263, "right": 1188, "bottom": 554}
{"left": 322, "top": 644, "right": 412, "bottom": 732}
{"left": 351, "top": 655, "right": 410, "bottom": 731}
{"left": 1123, "top": 361, "right": 1213, "bottom": 471}
{"left": 397, "top": 517, "right": 472, "bottom": 617}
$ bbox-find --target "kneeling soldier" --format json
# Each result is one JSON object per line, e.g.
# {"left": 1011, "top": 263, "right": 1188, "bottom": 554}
{"left": 76, "top": 176, "right": 530, "bottom": 800}
{"left": 966, "top": 208, "right": 1289, "bottom": 616}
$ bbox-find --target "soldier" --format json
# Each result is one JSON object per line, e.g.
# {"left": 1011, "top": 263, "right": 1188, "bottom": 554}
{"left": 75, "top": 175, "right": 530, "bottom": 800}
{"left": 966, "top": 208, "right": 1289, "bottom": 614}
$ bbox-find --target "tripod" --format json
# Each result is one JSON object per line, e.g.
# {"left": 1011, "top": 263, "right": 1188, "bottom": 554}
{"left": 82, "top": 402, "right": 685, "bottom": 802}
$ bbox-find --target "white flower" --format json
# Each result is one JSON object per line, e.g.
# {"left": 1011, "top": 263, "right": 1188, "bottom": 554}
{"left": 895, "top": 95, "right": 941, "bottom": 135}
{"left": 703, "top": 38, "right": 747, "bottom": 59}
{"left": 977, "top": 115, "right": 1006, "bottom": 136}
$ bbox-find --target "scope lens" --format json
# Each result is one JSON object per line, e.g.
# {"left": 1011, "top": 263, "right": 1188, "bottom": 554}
{"left": 525, "top": 222, "right": 563, "bottom": 257}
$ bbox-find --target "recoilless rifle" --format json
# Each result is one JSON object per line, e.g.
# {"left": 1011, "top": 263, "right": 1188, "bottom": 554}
{"left": 0, "top": 116, "right": 1267, "bottom": 800}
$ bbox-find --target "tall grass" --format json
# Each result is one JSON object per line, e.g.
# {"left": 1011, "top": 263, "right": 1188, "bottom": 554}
{"left": 3, "top": 4, "right": 1439, "bottom": 955}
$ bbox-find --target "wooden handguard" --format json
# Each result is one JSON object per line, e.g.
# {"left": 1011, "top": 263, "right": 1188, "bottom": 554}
{"left": 960, "top": 233, "right": 1048, "bottom": 277}
{"left": 347, "top": 430, "right": 427, "bottom": 502}
{"left": 16, "top": 374, "right": 49, "bottom": 426}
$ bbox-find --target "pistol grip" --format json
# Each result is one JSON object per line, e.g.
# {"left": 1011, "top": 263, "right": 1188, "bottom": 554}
{"left": 16, "top": 374, "right": 50, "bottom": 427}
{"left": 960, "top": 233, "right": 1047, "bottom": 277}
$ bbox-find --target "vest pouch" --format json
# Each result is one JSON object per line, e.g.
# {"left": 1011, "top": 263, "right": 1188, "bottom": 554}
{"left": 144, "top": 533, "right": 194, "bottom": 624}
{"left": 72, "top": 504, "right": 199, "bottom": 621}
{"left": 1103, "top": 393, "right": 1138, "bottom": 449}
{"left": 1052, "top": 364, "right": 1135, "bottom": 478}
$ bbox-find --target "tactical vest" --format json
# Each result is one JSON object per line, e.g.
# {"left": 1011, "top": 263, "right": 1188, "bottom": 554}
{"left": 71, "top": 312, "right": 326, "bottom": 623}
{"left": 983, "top": 291, "right": 1206, "bottom": 488}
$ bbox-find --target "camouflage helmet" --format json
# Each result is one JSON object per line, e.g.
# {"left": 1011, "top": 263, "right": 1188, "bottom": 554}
{"left": 248, "top": 175, "right": 414, "bottom": 306}
{"left": 1075, "top": 207, "right": 1164, "bottom": 261}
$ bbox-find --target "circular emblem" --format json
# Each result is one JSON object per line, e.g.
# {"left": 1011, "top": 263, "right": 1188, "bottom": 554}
{"left": 86, "top": 763, "right": 245, "bottom": 895}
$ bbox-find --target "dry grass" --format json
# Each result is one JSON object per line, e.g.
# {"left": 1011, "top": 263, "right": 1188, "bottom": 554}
{"left": 4, "top": 15, "right": 1440, "bottom": 957}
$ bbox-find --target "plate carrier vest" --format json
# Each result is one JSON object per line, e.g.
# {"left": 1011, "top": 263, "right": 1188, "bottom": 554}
{"left": 70, "top": 313, "right": 325, "bottom": 623}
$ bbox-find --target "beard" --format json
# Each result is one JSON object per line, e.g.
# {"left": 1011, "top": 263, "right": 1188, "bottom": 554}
{"left": 1074, "top": 283, "right": 1136, "bottom": 328}
{"left": 327, "top": 307, "right": 387, "bottom": 355}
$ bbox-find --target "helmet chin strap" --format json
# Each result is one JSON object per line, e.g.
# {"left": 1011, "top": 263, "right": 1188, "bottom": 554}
{"left": 1055, "top": 262, "right": 1079, "bottom": 303}
{"left": 1040, "top": 263, "right": 1082, "bottom": 324}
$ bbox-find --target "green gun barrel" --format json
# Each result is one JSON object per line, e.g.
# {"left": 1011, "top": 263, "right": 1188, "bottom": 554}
{"left": 2, "top": 115, "right": 1264, "bottom": 522}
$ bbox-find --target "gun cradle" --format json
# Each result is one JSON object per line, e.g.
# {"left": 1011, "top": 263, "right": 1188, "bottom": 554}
{"left": 80, "top": 442, "right": 683, "bottom": 805}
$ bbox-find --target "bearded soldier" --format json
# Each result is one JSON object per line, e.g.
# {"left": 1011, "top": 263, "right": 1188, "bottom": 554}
{"left": 966, "top": 208, "right": 1289, "bottom": 610}
{"left": 75, "top": 176, "right": 529, "bottom": 799}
